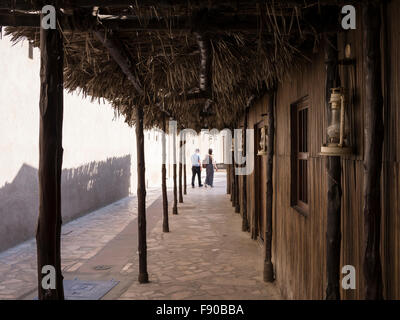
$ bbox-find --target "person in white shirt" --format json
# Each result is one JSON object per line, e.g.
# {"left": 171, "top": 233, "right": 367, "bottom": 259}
{"left": 191, "top": 148, "right": 203, "bottom": 187}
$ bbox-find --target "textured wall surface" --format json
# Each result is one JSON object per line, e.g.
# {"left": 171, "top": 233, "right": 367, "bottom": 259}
{"left": 0, "top": 157, "right": 131, "bottom": 252}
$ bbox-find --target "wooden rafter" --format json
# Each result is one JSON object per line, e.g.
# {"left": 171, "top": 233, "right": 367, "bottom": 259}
{"left": 93, "top": 29, "right": 143, "bottom": 95}
{"left": 0, "top": 12, "right": 260, "bottom": 31}
{"left": 194, "top": 31, "right": 212, "bottom": 94}
{"left": 0, "top": 10, "right": 319, "bottom": 34}
{"left": 0, "top": 0, "right": 363, "bottom": 11}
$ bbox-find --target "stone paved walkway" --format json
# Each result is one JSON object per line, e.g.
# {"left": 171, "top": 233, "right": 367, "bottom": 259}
{"left": 0, "top": 173, "right": 281, "bottom": 300}
{"left": 118, "top": 173, "right": 281, "bottom": 300}
{"left": 0, "top": 188, "right": 161, "bottom": 299}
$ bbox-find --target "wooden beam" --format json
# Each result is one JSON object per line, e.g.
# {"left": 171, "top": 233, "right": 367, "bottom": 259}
{"left": 162, "top": 114, "right": 169, "bottom": 233}
{"left": 0, "top": 0, "right": 218, "bottom": 10}
{"left": 0, "top": 11, "right": 315, "bottom": 34}
{"left": 93, "top": 29, "right": 212, "bottom": 113}
{"left": 0, "top": 13, "right": 40, "bottom": 26}
{"left": 324, "top": 32, "right": 342, "bottom": 300}
{"left": 362, "top": 0, "right": 384, "bottom": 300}
{"left": 93, "top": 30, "right": 143, "bottom": 96}
{"left": 0, "top": 0, "right": 141, "bottom": 10}
{"left": 263, "top": 92, "right": 275, "bottom": 282}
{"left": 194, "top": 31, "right": 212, "bottom": 94}
{"left": 0, "top": 12, "right": 256, "bottom": 30}
{"left": 193, "top": 27, "right": 214, "bottom": 114}
{"left": 0, "top": 0, "right": 362, "bottom": 12}
{"left": 135, "top": 104, "right": 149, "bottom": 284}
{"left": 36, "top": 7, "right": 64, "bottom": 300}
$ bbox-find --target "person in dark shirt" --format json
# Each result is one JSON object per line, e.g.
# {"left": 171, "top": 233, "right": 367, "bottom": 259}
{"left": 203, "top": 148, "right": 217, "bottom": 188}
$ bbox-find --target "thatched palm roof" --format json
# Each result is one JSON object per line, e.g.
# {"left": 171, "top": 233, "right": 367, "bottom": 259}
{"left": 1, "top": 0, "right": 354, "bottom": 130}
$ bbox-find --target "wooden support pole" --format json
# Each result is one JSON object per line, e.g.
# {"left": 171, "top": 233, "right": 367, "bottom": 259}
{"left": 264, "top": 93, "right": 275, "bottom": 282}
{"left": 234, "top": 130, "right": 240, "bottom": 213}
{"left": 234, "top": 161, "right": 240, "bottom": 213}
{"left": 242, "top": 109, "right": 249, "bottom": 232}
{"left": 230, "top": 129, "right": 236, "bottom": 205}
{"left": 184, "top": 164, "right": 187, "bottom": 195}
{"left": 226, "top": 163, "right": 231, "bottom": 195}
{"left": 381, "top": 0, "right": 391, "bottom": 299}
{"left": 231, "top": 147, "right": 236, "bottom": 206}
{"left": 172, "top": 128, "right": 178, "bottom": 215}
{"left": 36, "top": 7, "right": 65, "bottom": 300}
{"left": 362, "top": 0, "right": 384, "bottom": 300}
{"left": 162, "top": 114, "right": 169, "bottom": 233}
{"left": 179, "top": 136, "right": 184, "bottom": 203}
{"left": 229, "top": 168, "right": 233, "bottom": 199}
{"left": 183, "top": 134, "right": 187, "bottom": 195}
{"left": 136, "top": 105, "right": 149, "bottom": 284}
{"left": 324, "top": 33, "right": 342, "bottom": 300}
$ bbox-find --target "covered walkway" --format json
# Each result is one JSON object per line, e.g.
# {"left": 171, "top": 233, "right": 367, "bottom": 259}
{"left": 118, "top": 173, "right": 280, "bottom": 300}
{"left": 0, "top": 173, "right": 280, "bottom": 300}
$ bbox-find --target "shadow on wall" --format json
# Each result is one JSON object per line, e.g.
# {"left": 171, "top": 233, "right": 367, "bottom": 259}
{"left": 0, "top": 155, "right": 131, "bottom": 252}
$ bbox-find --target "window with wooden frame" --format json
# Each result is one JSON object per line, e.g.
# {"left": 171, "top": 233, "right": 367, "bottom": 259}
{"left": 290, "top": 98, "right": 310, "bottom": 215}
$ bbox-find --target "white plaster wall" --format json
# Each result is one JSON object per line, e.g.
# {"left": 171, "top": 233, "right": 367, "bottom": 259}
{"left": 0, "top": 36, "right": 137, "bottom": 188}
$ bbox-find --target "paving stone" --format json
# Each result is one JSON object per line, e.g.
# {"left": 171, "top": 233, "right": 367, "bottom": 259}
{"left": 117, "top": 174, "right": 281, "bottom": 300}
{"left": 0, "top": 189, "right": 160, "bottom": 299}
{"left": 170, "top": 291, "right": 193, "bottom": 300}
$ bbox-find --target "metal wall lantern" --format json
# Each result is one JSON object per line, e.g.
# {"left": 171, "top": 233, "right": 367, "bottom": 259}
{"left": 320, "top": 87, "right": 352, "bottom": 156}
{"left": 257, "top": 125, "right": 268, "bottom": 156}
